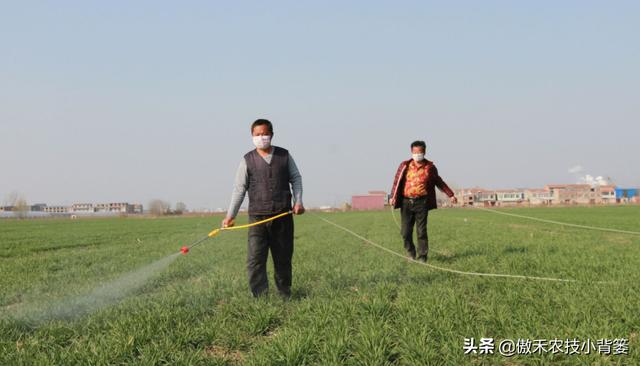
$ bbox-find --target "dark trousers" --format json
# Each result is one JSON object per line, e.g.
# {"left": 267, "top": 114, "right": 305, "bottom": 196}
{"left": 400, "top": 196, "right": 429, "bottom": 258}
{"left": 247, "top": 213, "right": 294, "bottom": 297}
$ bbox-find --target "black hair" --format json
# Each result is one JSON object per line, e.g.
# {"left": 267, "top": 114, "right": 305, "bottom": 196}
{"left": 251, "top": 119, "right": 274, "bottom": 134}
{"left": 411, "top": 140, "right": 426, "bottom": 151}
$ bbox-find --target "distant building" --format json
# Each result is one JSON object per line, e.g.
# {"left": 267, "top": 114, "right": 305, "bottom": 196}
{"left": 30, "top": 203, "right": 47, "bottom": 212}
{"left": 615, "top": 188, "right": 639, "bottom": 203}
{"left": 132, "top": 204, "right": 144, "bottom": 214}
{"left": 352, "top": 194, "right": 385, "bottom": 211}
{"left": 72, "top": 203, "right": 94, "bottom": 213}
{"left": 69, "top": 202, "right": 143, "bottom": 214}
{"left": 525, "top": 189, "right": 553, "bottom": 205}
{"left": 475, "top": 190, "right": 497, "bottom": 207}
{"left": 94, "top": 203, "right": 109, "bottom": 213}
{"left": 460, "top": 193, "right": 475, "bottom": 206}
{"left": 599, "top": 185, "right": 617, "bottom": 204}
{"left": 112, "top": 203, "right": 132, "bottom": 213}
{"left": 456, "top": 188, "right": 485, "bottom": 206}
{"left": 94, "top": 202, "right": 136, "bottom": 213}
{"left": 545, "top": 184, "right": 598, "bottom": 205}
{"left": 495, "top": 189, "right": 526, "bottom": 206}
{"left": 367, "top": 191, "right": 390, "bottom": 205}
{"left": 0, "top": 201, "right": 145, "bottom": 217}
{"left": 43, "top": 206, "right": 70, "bottom": 213}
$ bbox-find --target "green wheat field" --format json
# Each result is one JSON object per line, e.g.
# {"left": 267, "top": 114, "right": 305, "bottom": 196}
{"left": 1, "top": 206, "right": 639, "bottom": 365}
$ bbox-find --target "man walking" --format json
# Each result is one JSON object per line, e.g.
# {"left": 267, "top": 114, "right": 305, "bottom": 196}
{"left": 223, "top": 119, "right": 304, "bottom": 298}
{"left": 390, "top": 140, "right": 457, "bottom": 262}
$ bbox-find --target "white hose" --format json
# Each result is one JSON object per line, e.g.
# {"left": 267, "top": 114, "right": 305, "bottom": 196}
{"left": 475, "top": 206, "right": 640, "bottom": 236}
{"left": 317, "top": 213, "right": 615, "bottom": 284}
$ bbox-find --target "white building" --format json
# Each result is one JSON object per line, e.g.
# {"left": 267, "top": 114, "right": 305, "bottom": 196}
{"left": 43, "top": 206, "right": 70, "bottom": 213}
{"left": 599, "top": 185, "right": 616, "bottom": 204}
{"left": 526, "top": 189, "right": 554, "bottom": 205}
{"left": 71, "top": 203, "right": 94, "bottom": 213}
{"left": 545, "top": 184, "right": 598, "bottom": 205}
{"left": 475, "top": 190, "right": 497, "bottom": 207}
{"left": 495, "top": 190, "right": 526, "bottom": 206}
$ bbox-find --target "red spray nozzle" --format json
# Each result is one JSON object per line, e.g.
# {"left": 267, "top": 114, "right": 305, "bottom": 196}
{"left": 180, "top": 246, "right": 189, "bottom": 255}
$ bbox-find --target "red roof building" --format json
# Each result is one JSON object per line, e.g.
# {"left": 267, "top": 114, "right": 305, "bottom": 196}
{"left": 352, "top": 194, "right": 386, "bottom": 211}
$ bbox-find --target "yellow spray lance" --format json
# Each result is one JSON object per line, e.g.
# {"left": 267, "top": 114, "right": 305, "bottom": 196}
{"left": 180, "top": 211, "right": 293, "bottom": 254}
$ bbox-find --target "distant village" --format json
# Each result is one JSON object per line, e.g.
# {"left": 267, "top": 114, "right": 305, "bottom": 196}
{"left": 350, "top": 184, "right": 639, "bottom": 211}
{"left": 0, "top": 202, "right": 144, "bottom": 216}
{"left": 1, "top": 183, "right": 639, "bottom": 218}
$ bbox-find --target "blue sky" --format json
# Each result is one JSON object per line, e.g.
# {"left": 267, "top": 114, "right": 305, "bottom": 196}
{"left": 1, "top": 1, "right": 638, "bottom": 210}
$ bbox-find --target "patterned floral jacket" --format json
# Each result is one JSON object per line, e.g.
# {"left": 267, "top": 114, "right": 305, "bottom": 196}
{"left": 389, "top": 159, "right": 455, "bottom": 210}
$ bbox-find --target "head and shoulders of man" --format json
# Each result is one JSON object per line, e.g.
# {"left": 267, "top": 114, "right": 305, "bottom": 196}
{"left": 397, "top": 140, "right": 437, "bottom": 173}
{"left": 244, "top": 119, "right": 289, "bottom": 159}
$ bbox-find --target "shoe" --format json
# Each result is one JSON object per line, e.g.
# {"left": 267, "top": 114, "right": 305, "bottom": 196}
{"left": 277, "top": 287, "right": 291, "bottom": 300}
{"left": 417, "top": 255, "right": 427, "bottom": 263}
{"left": 406, "top": 251, "right": 416, "bottom": 260}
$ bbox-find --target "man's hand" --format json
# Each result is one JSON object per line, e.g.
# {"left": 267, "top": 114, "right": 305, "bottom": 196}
{"left": 293, "top": 204, "right": 305, "bottom": 215}
{"left": 390, "top": 198, "right": 396, "bottom": 206}
{"left": 450, "top": 196, "right": 458, "bottom": 205}
{"left": 222, "top": 217, "right": 235, "bottom": 228}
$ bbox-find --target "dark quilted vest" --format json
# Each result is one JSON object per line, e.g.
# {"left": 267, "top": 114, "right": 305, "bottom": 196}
{"left": 244, "top": 146, "right": 292, "bottom": 215}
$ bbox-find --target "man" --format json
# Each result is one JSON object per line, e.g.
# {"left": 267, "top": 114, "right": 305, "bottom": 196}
{"left": 223, "top": 119, "right": 305, "bottom": 298}
{"left": 390, "top": 140, "right": 457, "bottom": 262}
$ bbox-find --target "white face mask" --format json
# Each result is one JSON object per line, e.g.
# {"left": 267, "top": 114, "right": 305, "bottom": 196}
{"left": 252, "top": 135, "right": 272, "bottom": 149}
{"left": 412, "top": 153, "right": 425, "bottom": 162}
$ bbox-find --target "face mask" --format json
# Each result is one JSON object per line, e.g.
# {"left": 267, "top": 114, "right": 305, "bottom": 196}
{"left": 252, "top": 135, "right": 272, "bottom": 149}
{"left": 412, "top": 153, "right": 425, "bottom": 162}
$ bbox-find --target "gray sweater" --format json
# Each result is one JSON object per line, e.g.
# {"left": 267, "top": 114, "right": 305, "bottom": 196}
{"left": 226, "top": 149, "right": 303, "bottom": 219}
